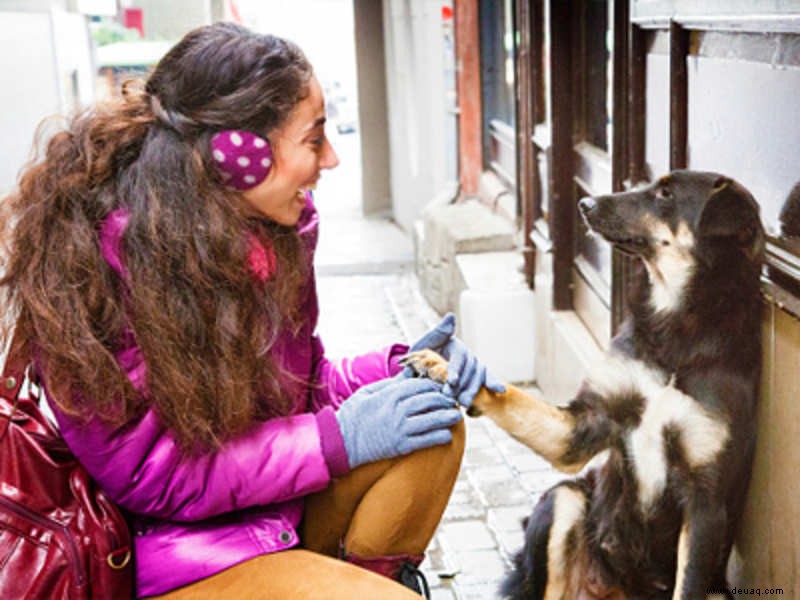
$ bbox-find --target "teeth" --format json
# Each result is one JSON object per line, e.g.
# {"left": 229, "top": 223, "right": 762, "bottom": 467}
{"left": 297, "top": 183, "right": 317, "bottom": 197}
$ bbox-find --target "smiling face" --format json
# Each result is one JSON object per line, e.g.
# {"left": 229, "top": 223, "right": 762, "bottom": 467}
{"left": 241, "top": 75, "right": 339, "bottom": 225}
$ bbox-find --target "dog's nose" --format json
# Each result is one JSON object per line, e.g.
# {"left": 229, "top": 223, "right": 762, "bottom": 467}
{"left": 579, "top": 196, "right": 596, "bottom": 214}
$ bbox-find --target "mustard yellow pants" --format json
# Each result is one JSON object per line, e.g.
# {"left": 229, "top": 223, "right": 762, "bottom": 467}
{"left": 152, "top": 419, "right": 465, "bottom": 599}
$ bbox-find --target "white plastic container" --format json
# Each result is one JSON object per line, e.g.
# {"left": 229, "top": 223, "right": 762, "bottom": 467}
{"left": 458, "top": 288, "right": 536, "bottom": 383}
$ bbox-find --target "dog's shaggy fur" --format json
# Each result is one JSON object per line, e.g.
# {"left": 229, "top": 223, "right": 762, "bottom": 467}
{"left": 405, "top": 171, "right": 765, "bottom": 599}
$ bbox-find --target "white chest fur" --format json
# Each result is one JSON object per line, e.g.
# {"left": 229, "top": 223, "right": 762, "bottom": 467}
{"left": 642, "top": 221, "right": 696, "bottom": 315}
{"left": 585, "top": 355, "right": 729, "bottom": 512}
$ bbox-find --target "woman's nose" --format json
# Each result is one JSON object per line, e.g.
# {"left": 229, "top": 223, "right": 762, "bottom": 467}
{"left": 321, "top": 138, "right": 340, "bottom": 170}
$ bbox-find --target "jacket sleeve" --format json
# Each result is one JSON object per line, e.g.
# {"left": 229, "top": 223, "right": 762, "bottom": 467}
{"left": 308, "top": 335, "right": 409, "bottom": 412}
{"left": 49, "top": 346, "right": 337, "bottom": 523}
{"left": 54, "top": 400, "right": 336, "bottom": 522}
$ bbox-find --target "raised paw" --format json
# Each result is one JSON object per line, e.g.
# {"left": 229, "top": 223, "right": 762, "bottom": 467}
{"left": 399, "top": 349, "right": 449, "bottom": 383}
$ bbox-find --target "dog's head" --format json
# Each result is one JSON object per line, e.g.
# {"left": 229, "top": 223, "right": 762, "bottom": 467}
{"left": 579, "top": 170, "right": 763, "bottom": 262}
{"left": 579, "top": 170, "right": 764, "bottom": 311}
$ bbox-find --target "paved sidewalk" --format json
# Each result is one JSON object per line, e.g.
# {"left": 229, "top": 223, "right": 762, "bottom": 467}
{"left": 314, "top": 191, "right": 562, "bottom": 599}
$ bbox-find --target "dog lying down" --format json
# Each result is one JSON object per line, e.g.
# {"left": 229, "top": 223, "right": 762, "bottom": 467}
{"left": 403, "top": 171, "right": 765, "bottom": 599}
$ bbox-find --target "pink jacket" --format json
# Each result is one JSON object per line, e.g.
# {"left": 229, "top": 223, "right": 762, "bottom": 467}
{"left": 49, "top": 195, "right": 407, "bottom": 597}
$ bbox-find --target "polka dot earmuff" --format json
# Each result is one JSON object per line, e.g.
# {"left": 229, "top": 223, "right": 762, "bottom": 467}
{"left": 210, "top": 130, "right": 273, "bottom": 190}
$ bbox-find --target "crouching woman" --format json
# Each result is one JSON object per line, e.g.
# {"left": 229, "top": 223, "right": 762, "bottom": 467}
{"left": 0, "top": 23, "right": 501, "bottom": 599}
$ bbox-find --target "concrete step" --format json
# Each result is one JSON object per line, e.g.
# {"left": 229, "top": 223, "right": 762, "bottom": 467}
{"left": 416, "top": 200, "right": 515, "bottom": 314}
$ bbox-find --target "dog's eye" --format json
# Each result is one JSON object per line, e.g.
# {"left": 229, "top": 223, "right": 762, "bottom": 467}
{"left": 655, "top": 188, "right": 674, "bottom": 216}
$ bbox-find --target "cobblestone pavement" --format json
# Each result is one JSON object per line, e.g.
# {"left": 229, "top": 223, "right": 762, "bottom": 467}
{"left": 314, "top": 203, "right": 561, "bottom": 599}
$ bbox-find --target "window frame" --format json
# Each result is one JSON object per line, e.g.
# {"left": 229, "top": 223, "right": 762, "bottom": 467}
{"left": 570, "top": 0, "right": 630, "bottom": 343}
{"left": 628, "top": 10, "right": 800, "bottom": 322}
{"left": 480, "top": 0, "right": 518, "bottom": 188}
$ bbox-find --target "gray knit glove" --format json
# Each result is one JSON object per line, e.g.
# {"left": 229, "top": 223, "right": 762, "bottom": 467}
{"left": 336, "top": 377, "right": 462, "bottom": 469}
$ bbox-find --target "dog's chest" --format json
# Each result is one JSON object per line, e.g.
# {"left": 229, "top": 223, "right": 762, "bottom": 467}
{"left": 586, "top": 355, "right": 729, "bottom": 511}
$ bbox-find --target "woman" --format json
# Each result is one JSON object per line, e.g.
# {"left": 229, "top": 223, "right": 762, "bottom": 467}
{"left": 0, "top": 23, "right": 502, "bottom": 598}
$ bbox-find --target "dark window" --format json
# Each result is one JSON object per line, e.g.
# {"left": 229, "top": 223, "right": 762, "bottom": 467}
{"left": 573, "top": 0, "right": 614, "bottom": 306}
{"left": 480, "top": 0, "right": 517, "bottom": 187}
{"left": 686, "top": 31, "right": 800, "bottom": 236}
{"left": 570, "top": 0, "right": 633, "bottom": 343}
{"left": 582, "top": 0, "right": 610, "bottom": 152}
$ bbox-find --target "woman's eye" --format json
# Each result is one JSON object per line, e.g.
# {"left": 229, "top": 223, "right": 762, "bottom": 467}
{"left": 310, "top": 136, "right": 325, "bottom": 149}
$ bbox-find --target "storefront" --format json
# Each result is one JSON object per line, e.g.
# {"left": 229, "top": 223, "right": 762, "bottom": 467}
{"left": 476, "top": 0, "right": 800, "bottom": 588}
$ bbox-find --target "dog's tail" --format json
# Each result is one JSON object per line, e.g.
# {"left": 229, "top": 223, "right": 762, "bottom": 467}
{"left": 779, "top": 180, "right": 800, "bottom": 237}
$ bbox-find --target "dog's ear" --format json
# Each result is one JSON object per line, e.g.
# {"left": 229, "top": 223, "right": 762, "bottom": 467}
{"left": 698, "top": 177, "right": 765, "bottom": 260}
{"left": 779, "top": 180, "right": 800, "bottom": 238}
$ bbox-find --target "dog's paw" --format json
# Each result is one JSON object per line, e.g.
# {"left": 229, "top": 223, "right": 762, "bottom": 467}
{"left": 398, "top": 349, "right": 449, "bottom": 383}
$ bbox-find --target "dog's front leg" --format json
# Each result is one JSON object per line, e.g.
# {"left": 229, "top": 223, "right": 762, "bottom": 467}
{"left": 673, "top": 496, "right": 728, "bottom": 600}
{"left": 401, "top": 350, "right": 595, "bottom": 474}
{"left": 469, "top": 385, "right": 592, "bottom": 474}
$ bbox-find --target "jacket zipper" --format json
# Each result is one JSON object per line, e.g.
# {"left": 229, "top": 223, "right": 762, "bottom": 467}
{"left": 0, "top": 495, "right": 86, "bottom": 586}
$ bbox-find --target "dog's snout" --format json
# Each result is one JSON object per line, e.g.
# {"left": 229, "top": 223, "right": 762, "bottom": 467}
{"left": 579, "top": 197, "right": 597, "bottom": 214}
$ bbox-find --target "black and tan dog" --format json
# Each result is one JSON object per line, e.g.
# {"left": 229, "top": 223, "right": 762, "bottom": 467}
{"left": 404, "top": 171, "right": 764, "bottom": 599}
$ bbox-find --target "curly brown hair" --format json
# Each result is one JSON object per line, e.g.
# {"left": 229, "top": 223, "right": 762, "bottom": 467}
{"left": 0, "top": 23, "right": 314, "bottom": 449}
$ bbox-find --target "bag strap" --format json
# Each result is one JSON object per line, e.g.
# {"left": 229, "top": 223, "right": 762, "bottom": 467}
{"left": 1, "top": 334, "right": 60, "bottom": 443}
{"left": 1, "top": 333, "right": 29, "bottom": 403}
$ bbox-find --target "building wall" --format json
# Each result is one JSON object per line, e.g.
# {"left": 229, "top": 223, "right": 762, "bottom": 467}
{"left": 127, "top": 0, "right": 212, "bottom": 41}
{"left": 0, "top": 7, "right": 94, "bottom": 195}
{"left": 382, "top": 0, "right": 454, "bottom": 231}
{"left": 0, "top": 0, "right": 67, "bottom": 9}
{"left": 353, "top": 0, "right": 391, "bottom": 215}
{"left": 511, "top": 0, "right": 800, "bottom": 594}
{"left": 735, "top": 304, "right": 800, "bottom": 592}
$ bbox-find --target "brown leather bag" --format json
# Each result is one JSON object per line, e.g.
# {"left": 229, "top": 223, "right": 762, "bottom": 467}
{"left": 0, "top": 341, "right": 133, "bottom": 599}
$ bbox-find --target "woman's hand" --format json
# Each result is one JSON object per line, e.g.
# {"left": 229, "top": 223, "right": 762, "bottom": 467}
{"left": 405, "top": 313, "right": 505, "bottom": 408}
{"left": 336, "top": 377, "right": 462, "bottom": 469}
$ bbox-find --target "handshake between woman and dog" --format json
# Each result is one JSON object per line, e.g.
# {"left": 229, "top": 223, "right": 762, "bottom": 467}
{"left": 404, "top": 170, "right": 766, "bottom": 600}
